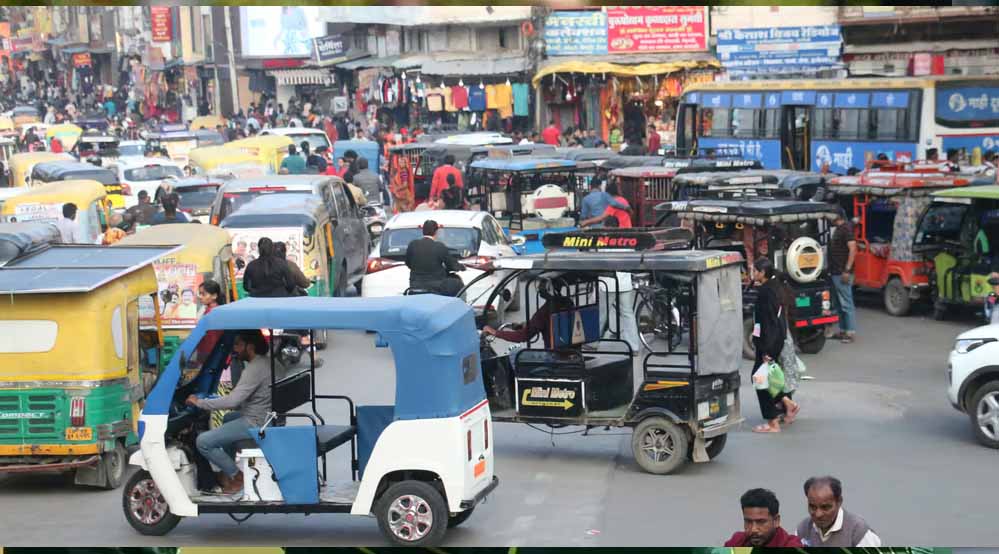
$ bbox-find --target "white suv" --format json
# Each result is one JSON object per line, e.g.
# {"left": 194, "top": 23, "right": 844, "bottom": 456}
{"left": 947, "top": 323, "right": 999, "bottom": 448}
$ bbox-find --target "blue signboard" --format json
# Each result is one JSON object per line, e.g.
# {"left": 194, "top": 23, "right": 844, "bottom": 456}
{"left": 685, "top": 92, "right": 699, "bottom": 105}
{"left": 733, "top": 93, "right": 762, "bottom": 109}
{"left": 935, "top": 87, "right": 999, "bottom": 122}
{"left": 698, "top": 137, "right": 782, "bottom": 169}
{"left": 834, "top": 92, "right": 870, "bottom": 108}
{"left": 812, "top": 141, "right": 917, "bottom": 173}
{"left": 703, "top": 93, "right": 732, "bottom": 109}
{"left": 872, "top": 91, "right": 909, "bottom": 108}
{"left": 941, "top": 135, "right": 999, "bottom": 155}
{"left": 544, "top": 11, "right": 608, "bottom": 56}
{"left": 717, "top": 25, "right": 842, "bottom": 76}
{"left": 816, "top": 92, "right": 833, "bottom": 109}
{"left": 765, "top": 93, "right": 780, "bottom": 108}
{"left": 781, "top": 90, "right": 816, "bottom": 105}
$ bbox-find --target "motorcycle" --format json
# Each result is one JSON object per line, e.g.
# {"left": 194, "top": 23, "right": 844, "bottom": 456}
{"left": 361, "top": 202, "right": 387, "bottom": 243}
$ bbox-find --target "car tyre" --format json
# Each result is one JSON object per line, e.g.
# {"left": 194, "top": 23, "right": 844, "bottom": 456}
{"left": 100, "top": 440, "right": 127, "bottom": 490}
{"left": 631, "top": 416, "right": 689, "bottom": 475}
{"left": 884, "top": 277, "right": 911, "bottom": 316}
{"left": 122, "top": 470, "right": 182, "bottom": 536}
{"left": 797, "top": 328, "right": 827, "bottom": 355}
{"left": 969, "top": 381, "right": 999, "bottom": 449}
{"left": 447, "top": 507, "right": 475, "bottom": 528}
{"left": 376, "top": 480, "right": 449, "bottom": 546}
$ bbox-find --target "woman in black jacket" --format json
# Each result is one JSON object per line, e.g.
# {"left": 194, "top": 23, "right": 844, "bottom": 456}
{"left": 242, "top": 237, "right": 294, "bottom": 298}
{"left": 751, "top": 258, "right": 797, "bottom": 433}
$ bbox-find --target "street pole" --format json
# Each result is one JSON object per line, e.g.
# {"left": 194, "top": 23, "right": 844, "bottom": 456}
{"left": 223, "top": 6, "right": 239, "bottom": 113}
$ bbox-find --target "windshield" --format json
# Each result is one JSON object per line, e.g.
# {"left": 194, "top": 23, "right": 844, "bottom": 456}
{"left": 119, "top": 144, "right": 145, "bottom": 157}
{"left": 915, "top": 203, "right": 968, "bottom": 246}
{"left": 78, "top": 141, "right": 118, "bottom": 155}
{"left": 62, "top": 170, "right": 117, "bottom": 185}
{"left": 124, "top": 165, "right": 183, "bottom": 182}
{"left": 284, "top": 133, "right": 331, "bottom": 152}
{"left": 219, "top": 190, "right": 311, "bottom": 221}
{"left": 175, "top": 184, "right": 221, "bottom": 208}
{"left": 381, "top": 227, "right": 480, "bottom": 259}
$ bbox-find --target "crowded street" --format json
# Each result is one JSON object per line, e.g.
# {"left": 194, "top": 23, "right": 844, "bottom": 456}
{"left": 1, "top": 4, "right": 999, "bottom": 550}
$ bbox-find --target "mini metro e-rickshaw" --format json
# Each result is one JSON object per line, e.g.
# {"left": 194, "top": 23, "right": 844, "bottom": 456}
{"left": 915, "top": 184, "right": 999, "bottom": 320}
{"left": 466, "top": 156, "right": 591, "bottom": 254}
{"left": 656, "top": 197, "right": 840, "bottom": 357}
{"left": 466, "top": 247, "right": 745, "bottom": 475}
{"left": 124, "top": 295, "right": 498, "bottom": 546}
{"left": 825, "top": 163, "right": 972, "bottom": 316}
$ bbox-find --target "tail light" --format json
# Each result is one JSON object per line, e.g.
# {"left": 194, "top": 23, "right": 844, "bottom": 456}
{"left": 70, "top": 397, "right": 86, "bottom": 427}
{"left": 821, "top": 291, "right": 830, "bottom": 301}
{"left": 467, "top": 430, "right": 472, "bottom": 461}
{"left": 366, "top": 257, "right": 403, "bottom": 274}
{"left": 461, "top": 255, "right": 494, "bottom": 271}
{"left": 483, "top": 420, "right": 489, "bottom": 450}
{"left": 120, "top": 183, "right": 132, "bottom": 195}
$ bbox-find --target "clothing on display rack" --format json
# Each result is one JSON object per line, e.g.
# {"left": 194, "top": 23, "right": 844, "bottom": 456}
{"left": 426, "top": 88, "right": 445, "bottom": 112}
{"left": 495, "top": 82, "right": 513, "bottom": 119}
{"left": 485, "top": 84, "right": 498, "bottom": 110}
{"left": 512, "top": 82, "right": 529, "bottom": 117}
{"left": 468, "top": 86, "right": 486, "bottom": 111}
{"left": 452, "top": 85, "right": 469, "bottom": 110}
{"left": 443, "top": 87, "right": 457, "bottom": 112}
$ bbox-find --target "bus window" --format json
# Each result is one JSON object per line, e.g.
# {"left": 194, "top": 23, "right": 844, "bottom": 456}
{"left": 873, "top": 109, "right": 909, "bottom": 141}
{"left": 700, "top": 108, "right": 731, "bottom": 137}
{"left": 732, "top": 108, "right": 758, "bottom": 138}
{"left": 763, "top": 109, "right": 781, "bottom": 138}
{"left": 835, "top": 109, "right": 871, "bottom": 141}
{"left": 813, "top": 109, "right": 837, "bottom": 140}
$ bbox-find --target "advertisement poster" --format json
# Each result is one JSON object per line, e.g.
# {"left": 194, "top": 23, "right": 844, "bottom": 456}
{"left": 605, "top": 6, "right": 708, "bottom": 53}
{"left": 812, "top": 141, "right": 916, "bottom": 173}
{"left": 228, "top": 227, "right": 304, "bottom": 279}
{"left": 13, "top": 202, "right": 61, "bottom": 223}
{"left": 240, "top": 7, "right": 324, "bottom": 58}
{"left": 544, "top": 11, "right": 608, "bottom": 56}
{"left": 936, "top": 86, "right": 999, "bottom": 123}
{"left": 150, "top": 6, "right": 172, "bottom": 43}
{"left": 313, "top": 34, "right": 346, "bottom": 64}
{"left": 139, "top": 262, "right": 204, "bottom": 329}
{"left": 717, "top": 25, "right": 841, "bottom": 76}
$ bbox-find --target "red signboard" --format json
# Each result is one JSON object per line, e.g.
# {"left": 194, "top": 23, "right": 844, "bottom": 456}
{"left": 150, "top": 6, "right": 173, "bottom": 43}
{"left": 261, "top": 58, "right": 305, "bottom": 69}
{"left": 605, "top": 6, "right": 708, "bottom": 53}
{"left": 72, "top": 53, "right": 92, "bottom": 68}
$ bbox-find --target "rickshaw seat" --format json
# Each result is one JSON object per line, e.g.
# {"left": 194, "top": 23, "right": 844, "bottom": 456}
{"left": 233, "top": 438, "right": 258, "bottom": 451}
{"left": 316, "top": 425, "right": 357, "bottom": 454}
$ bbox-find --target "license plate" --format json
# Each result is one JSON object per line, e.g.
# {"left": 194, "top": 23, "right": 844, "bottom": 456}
{"left": 796, "top": 296, "right": 812, "bottom": 308}
{"left": 798, "top": 252, "right": 820, "bottom": 269}
{"left": 65, "top": 427, "right": 92, "bottom": 441}
{"left": 709, "top": 400, "right": 720, "bottom": 416}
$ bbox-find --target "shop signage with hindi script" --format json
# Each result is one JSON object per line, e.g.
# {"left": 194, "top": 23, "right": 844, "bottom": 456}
{"left": 313, "top": 34, "right": 346, "bottom": 64}
{"left": 544, "top": 11, "right": 608, "bottom": 56}
{"left": 605, "top": 6, "right": 709, "bottom": 53}
{"left": 150, "top": 6, "right": 173, "bottom": 43}
{"left": 72, "top": 53, "right": 91, "bottom": 68}
{"left": 717, "top": 25, "right": 842, "bottom": 76}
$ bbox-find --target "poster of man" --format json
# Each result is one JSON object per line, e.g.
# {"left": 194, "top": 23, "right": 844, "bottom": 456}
{"left": 228, "top": 227, "right": 305, "bottom": 279}
{"left": 139, "top": 262, "right": 205, "bottom": 328}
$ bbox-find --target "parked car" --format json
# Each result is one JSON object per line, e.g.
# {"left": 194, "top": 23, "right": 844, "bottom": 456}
{"left": 170, "top": 176, "right": 231, "bottom": 223}
{"left": 362, "top": 209, "right": 521, "bottom": 311}
{"left": 948, "top": 322, "right": 999, "bottom": 449}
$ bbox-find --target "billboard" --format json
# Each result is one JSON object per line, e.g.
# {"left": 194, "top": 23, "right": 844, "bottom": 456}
{"left": 717, "top": 25, "right": 841, "bottom": 77}
{"left": 604, "top": 6, "right": 709, "bottom": 53}
{"left": 239, "top": 7, "right": 325, "bottom": 58}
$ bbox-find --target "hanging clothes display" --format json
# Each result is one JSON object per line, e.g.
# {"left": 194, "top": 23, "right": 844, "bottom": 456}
{"left": 451, "top": 85, "right": 469, "bottom": 110}
{"left": 512, "top": 83, "right": 529, "bottom": 117}
{"left": 584, "top": 83, "right": 602, "bottom": 133}
{"left": 485, "top": 84, "right": 498, "bottom": 110}
{"left": 468, "top": 86, "right": 486, "bottom": 112}
{"left": 443, "top": 86, "right": 457, "bottom": 112}
{"left": 426, "top": 87, "right": 445, "bottom": 112}
{"left": 495, "top": 82, "right": 513, "bottom": 119}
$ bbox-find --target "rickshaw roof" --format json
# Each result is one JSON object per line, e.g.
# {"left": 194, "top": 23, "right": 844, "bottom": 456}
{"left": 189, "top": 145, "right": 259, "bottom": 164}
{"left": 189, "top": 115, "right": 226, "bottom": 130}
{"left": 933, "top": 185, "right": 999, "bottom": 200}
{"left": 671, "top": 171, "right": 782, "bottom": 187}
{"left": 220, "top": 195, "right": 326, "bottom": 228}
{"left": 657, "top": 198, "right": 839, "bottom": 219}
{"left": 76, "top": 134, "right": 118, "bottom": 143}
{"left": 601, "top": 155, "right": 665, "bottom": 170}
{"left": 45, "top": 124, "right": 83, "bottom": 137}
{"left": 220, "top": 174, "right": 333, "bottom": 192}
{"left": 827, "top": 171, "right": 970, "bottom": 196}
{"left": 9, "top": 152, "right": 73, "bottom": 166}
{"left": 433, "top": 132, "right": 512, "bottom": 146}
{"left": 2, "top": 179, "right": 106, "bottom": 208}
{"left": 0, "top": 244, "right": 177, "bottom": 294}
{"left": 611, "top": 165, "right": 678, "bottom": 178}
{"left": 114, "top": 223, "right": 233, "bottom": 263}
{"left": 468, "top": 157, "right": 578, "bottom": 172}
{"left": 229, "top": 135, "right": 294, "bottom": 149}
{"left": 388, "top": 142, "right": 431, "bottom": 153}
{"left": 493, "top": 249, "right": 743, "bottom": 273}
{"left": 553, "top": 147, "right": 615, "bottom": 162}
{"left": 12, "top": 106, "right": 39, "bottom": 116}
{"left": 0, "top": 222, "right": 60, "bottom": 267}
{"left": 32, "top": 161, "right": 117, "bottom": 184}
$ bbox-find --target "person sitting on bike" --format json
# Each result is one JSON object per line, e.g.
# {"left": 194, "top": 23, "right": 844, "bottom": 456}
{"left": 482, "top": 280, "right": 575, "bottom": 349}
{"left": 405, "top": 219, "right": 464, "bottom": 297}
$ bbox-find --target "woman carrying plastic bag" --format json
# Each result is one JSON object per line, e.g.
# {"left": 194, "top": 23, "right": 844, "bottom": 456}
{"left": 750, "top": 259, "right": 799, "bottom": 433}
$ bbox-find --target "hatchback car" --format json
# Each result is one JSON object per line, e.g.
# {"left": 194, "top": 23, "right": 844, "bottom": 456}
{"left": 361, "top": 210, "right": 522, "bottom": 311}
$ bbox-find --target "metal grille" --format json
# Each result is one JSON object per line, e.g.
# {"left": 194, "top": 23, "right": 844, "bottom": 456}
{"left": 645, "top": 177, "right": 673, "bottom": 201}
{"left": 0, "top": 393, "right": 58, "bottom": 437}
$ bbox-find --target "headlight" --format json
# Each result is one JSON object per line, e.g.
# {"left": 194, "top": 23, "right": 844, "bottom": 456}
{"left": 954, "top": 338, "right": 995, "bottom": 354}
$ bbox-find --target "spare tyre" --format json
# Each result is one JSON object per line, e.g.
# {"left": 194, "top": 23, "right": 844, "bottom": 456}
{"left": 785, "top": 236, "right": 824, "bottom": 284}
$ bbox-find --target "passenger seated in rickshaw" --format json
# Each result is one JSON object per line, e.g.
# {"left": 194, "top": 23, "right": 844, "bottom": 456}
{"left": 481, "top": 281, "right": 575, "bottom": 350}
{"left": 186, "top": 330, "right": 272, "bottom": 495}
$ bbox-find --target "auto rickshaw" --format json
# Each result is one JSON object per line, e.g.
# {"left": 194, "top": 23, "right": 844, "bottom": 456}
{"left": 45, "top": 123, "right": 83, "bottom": 151}
{"left": 228, "top": 135, "right": 293, "bottom": 174}
{"left": 825, "top": 164, "right": 972, "bottom": 316}
{"left": 114, "top": 224, "right": 238, "bottom": 367}
{"left": 1, "top": 180, "right": 111, "bottom": 243}
{"left": 144, "top": 123, "right": 198, "bottom": 163}
{"left": 0, "top": 235, "right": 176, "bottom": 489}
{"left": 914, "top": 185, "right": 999, "bottom": 319}
{"left": 29, "top": 160, "right": 127, "bottom": 209}
{"left": 219, "top": 194, "right": 339, "bottom": 298}
{"left": 193, "top": 129, "right": 226, "bottom": 148}
{"left": 124, "top": 295, "right": 498, "bottom": 545}
{"left": 5, "top": 151, "right": 73, "bottom": 189}
{"left": 657, "top": 197, "right": 840, "bottom": 356}
{"left": 188, "top": 145, "right": 269, "bottom": 176}
{"left": 466, "top": 156, "right": 588, "bottom": 253}
{"left": 189, "top": 115, "right": 226, "bottom": 131}
{"left": 469, "top": 247, "right": 744, "bottom": 475}
{"left": 73, "top": 132, "right": 121, "bottom": 163}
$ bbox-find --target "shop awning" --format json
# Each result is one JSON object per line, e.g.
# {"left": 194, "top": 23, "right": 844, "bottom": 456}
{"left": 845, "top": 39, "right": 999, "bottom": 54}
{"left": 337, "top": 54, "right": 429, "bottom": 71}
{"left": 533, "top": 53, "right": 719, "bottom": 87}
{"left": 268, "top": 69, "right": 334, "bottom": 86}
{"left": 421, "top": 53, "right": 529, "bottom": 76}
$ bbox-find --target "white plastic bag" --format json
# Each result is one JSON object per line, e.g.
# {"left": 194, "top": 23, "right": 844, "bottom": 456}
{"left": 752, "top": 362, "right": 770, "bottom": 390}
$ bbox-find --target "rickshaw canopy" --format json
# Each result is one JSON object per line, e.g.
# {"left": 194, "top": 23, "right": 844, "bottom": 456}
{"left": 600, "top": 155, "right": 665, "bottom": 170}
{"left": 469, "top": 157, "right": 578, "bottom": 173}
{"left": 45, "top": 124, "right": 83, "bottom": 150}
{"left": 827, "top": 170, "right": 971, "bottom": 196}
{"left": 147, "top": 295, "right": 485, "bottom": 421}
{"left": 0, "top": 243, "right": 175, "bottom": 294}
{"left": 219, "top": 194, "right": 324, "bottom": 230}
{"left": 0, "top": 117, "right": 14, "bottom": 132}
{"left": 656, "top": 198, "right": 839, "bottom": 226}
{"left": 552, "top": 147, "right": 615, "bottom": 163}
{"left": 194, "top": 129, "right": 226, "bottom": 147}
{"left": 189, "top": 115, "right": 226, "bottom": 131}
{"left": 493, "top": 248, "right": 743, "bottom": 273}
{"left": 611, "top": 165, "right": 679, "bottom": 179}
{"left": 932, "top": 184, "right": 999, "bottom": 201}
{"left": 188, "top": 146, "right": 262, "bottom": 173}
{"left": 7, "top": 152, "right": 74, "bottom": 187}
{"left": 0, "top": 221, "right": 60, "bottom": 266}
{"left": 229, "top": 135, "right": 293, "bottom": 172}
{"left": 114, "top": 223, "right": 234, "bottom": 267}
{"left": 1, "top": 179, "right": 107, "bottom": 217}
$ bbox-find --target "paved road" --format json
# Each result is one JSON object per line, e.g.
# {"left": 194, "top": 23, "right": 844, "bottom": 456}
{"left": 1, "top": 295, "right": 996, "bottom": 546}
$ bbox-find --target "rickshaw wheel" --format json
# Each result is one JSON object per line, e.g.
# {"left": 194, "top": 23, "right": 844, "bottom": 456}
{"left": 376, "top": 480, "right": 449, "bottom": 546}
{"left": 447, "top": 507, "right": 475, "bottom": 528}
{"left": 884, "top": 277, "right": 912, "bottom": 316}
{"left": 631, "top": 416, "right": 689, "bottom": 475}
{"left": 100, "top": 440, "right": 127, "bottom": 490}
{"left": 797, "top": 329, "right": 827, "bottom": 355}
{"left": 122, "top": 470, "right": 181, "bottom": 536}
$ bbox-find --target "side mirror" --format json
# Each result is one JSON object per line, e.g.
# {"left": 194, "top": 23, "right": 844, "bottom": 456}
{"left": 510, "top": 235, "right": 527, "bottom": 247}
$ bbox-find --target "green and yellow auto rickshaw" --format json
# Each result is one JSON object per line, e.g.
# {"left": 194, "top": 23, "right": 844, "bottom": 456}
{"left": 0, "top": 230, "right": 175, "bottom": 489}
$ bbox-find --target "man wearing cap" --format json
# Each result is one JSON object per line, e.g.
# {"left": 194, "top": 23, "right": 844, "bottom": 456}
{"left": 405, "top": 219, "right": 463, "bottom": 297}
{"left": 829, "top": 207, "right": 857, "bottom": 344}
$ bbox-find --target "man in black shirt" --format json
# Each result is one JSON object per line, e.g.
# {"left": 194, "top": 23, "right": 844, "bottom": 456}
{"left": 405, "top": 219, "right": 463, "bottom": 297}
{"left": 828, "top": 208, "right": 857, "bottom": 344}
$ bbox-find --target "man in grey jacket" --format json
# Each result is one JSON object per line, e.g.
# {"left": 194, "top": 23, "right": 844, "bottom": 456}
{"left": 188, "top": 330, "right": 273, "bottom": 494}
{"left": 796, "top": 475, "right": 882, "bottom": 547}
{"left": 351, "top": 157, "right": 381, "bottom": 204}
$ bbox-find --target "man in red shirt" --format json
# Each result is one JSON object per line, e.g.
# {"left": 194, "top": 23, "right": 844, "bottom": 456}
{"left": 646, "top": 123, "right": 661, "bottom": 155}
{"left": 542, "top": 120, "right": 561, "bottom": 146}
{"left": 725, "top": 488, "right": 804, "bottom": 547}
{"left": 429, "top": 154, "right": 464, "bottom": 206}
{"left": 580, "top": 181, "right": 633, "bottom": 228}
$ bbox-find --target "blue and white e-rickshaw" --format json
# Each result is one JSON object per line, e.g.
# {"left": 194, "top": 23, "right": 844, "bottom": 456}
{"left": 123, "top": 295, "right": 498, "bottom": 546}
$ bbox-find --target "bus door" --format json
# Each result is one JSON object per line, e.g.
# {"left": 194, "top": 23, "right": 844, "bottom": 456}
{"left": 781, "top": 106, "right": 810, "bottom": 170}
{"left": 676, "top": 103, "right": 698, "bottom": 156}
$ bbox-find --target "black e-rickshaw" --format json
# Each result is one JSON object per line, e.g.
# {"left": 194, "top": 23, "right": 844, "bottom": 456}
{"left": 657, "top": 197, "right": 839, "bottom": 357}
{"left": 467, "top": 248, "right": 745, "bottom": 474}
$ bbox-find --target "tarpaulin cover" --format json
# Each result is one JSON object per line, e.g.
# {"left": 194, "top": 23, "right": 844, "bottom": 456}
{"left": 696, "top": 264, "right": 743, "bottom": 375}
{"left": 356, "top": 405, "right": 394, "bottom": 479}
{"left": 248, "top": 425, "right": 319, "bottom": 504}
{"left": 533, "top": 58, "right": 719, "bottom": 87}
{"left": 0, "top": 222, "right": 60, "bottom": 267}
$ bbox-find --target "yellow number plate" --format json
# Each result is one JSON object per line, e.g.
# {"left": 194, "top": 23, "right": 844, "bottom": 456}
{"left": 710, "top": 400, "right": 720, "bottom": 416}
{"left": 65, "top": 427, "right": 92, "bottom": 441}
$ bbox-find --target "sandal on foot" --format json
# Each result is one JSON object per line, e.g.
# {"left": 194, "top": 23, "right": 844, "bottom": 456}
{"left": 753, "top": 424, "right": 781, "bottom": 433}
{"left": 785, "top": 403, "right": 801, "bottom": 424}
